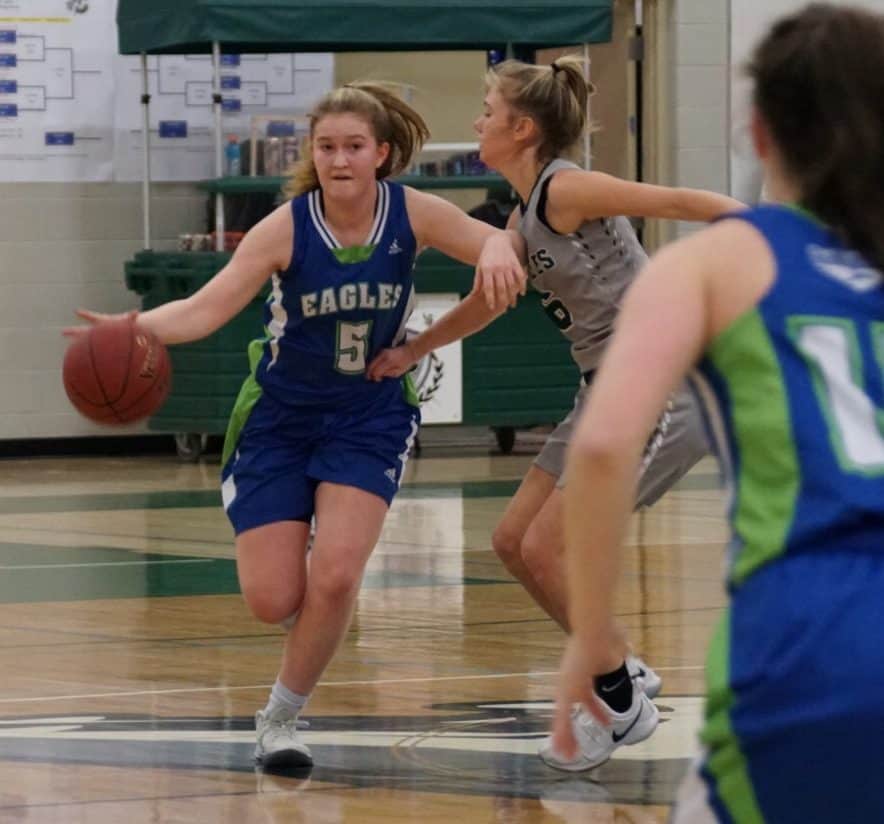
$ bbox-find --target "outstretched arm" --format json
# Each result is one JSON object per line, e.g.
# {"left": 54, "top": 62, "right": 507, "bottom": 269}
{"left": 405, "top": 186, "right": 526, "bottom": 311}
{"left": 546, "top": 169, "right": 744, "bottom": 231}
{"left": 550, "top": 217, "right": 773, "bottom": 757}
{"left": 366, "top": 290, "right": 503, "bottom": 381}
{"left": 65, "top": 204, "right": 293, "bottom": 345}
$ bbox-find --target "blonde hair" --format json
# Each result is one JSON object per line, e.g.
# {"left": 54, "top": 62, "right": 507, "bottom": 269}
{"left": 284, "top": 83, "right": 430, "bottom": 198}
{"left": 487, "top": 56, "right": 595, "bottom": 163}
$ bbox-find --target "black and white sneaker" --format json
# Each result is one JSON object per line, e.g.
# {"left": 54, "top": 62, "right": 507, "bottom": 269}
{"left": 539, "top": 690, "right": 659, "bottom": 772}
{"left": 627, "top": 655, "right": 662, "bottom": 699}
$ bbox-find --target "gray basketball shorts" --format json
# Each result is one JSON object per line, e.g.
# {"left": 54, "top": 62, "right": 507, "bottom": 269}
{"left": 534, "top": 379, "right": 709, "bottom": 508}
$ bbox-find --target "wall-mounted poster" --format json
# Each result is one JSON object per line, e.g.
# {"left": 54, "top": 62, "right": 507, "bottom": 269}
{"left": 407, "top": 294, "right": 462, "bottom": 425}
{"left": 0, "top": 0, "right": 115, "bottom": 181}
{"left": 114, "top": 52, "right": 334, "bottom": 182}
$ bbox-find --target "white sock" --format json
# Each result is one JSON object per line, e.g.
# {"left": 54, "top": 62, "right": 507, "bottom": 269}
{"left": 264, "top": 678, "right": 308, "bottom": 717}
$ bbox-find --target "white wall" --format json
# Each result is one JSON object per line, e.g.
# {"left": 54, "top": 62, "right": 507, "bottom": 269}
{"left": 668, "top": 0, "right": 730, "bottom": 237}
{"left": 730, "top": 0, "right": 884, "bottom": 202}
{"left": 0, "top": 182, "right": 204, "bottom": 439}
{"left": 667, "top": 0, "right": 884, "bottom": 227}
{"left": 9, "top": 1, "right": 883, "bottom": 441}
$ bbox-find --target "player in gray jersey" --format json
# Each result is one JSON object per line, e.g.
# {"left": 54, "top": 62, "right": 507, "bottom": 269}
{"left": 368, "top": 55, "right": 743, "bottom": 770}
{"left": 518, "top": 156, "right": 709, "bottom": 511}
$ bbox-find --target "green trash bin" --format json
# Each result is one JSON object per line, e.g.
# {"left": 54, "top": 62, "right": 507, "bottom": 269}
{"left": 413, "top": 249, "right": 578, "bottom": 452}
{"left": 125, "top": 250, "right": 264, "bottom": 459}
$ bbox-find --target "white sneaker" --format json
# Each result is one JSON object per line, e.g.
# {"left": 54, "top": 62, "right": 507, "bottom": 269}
{"left": 539, "top": 690, "right": 659, "bottom": 772}
{"left": 255, "top": 707, "right": 313, "bottom": 768}
{"left": 627, "top": 655, "right": 662, "bottom": 699}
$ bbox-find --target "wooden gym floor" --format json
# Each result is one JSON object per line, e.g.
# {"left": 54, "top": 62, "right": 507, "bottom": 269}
{"left": 0, "top": 443, "right": 727, "bottom": 823}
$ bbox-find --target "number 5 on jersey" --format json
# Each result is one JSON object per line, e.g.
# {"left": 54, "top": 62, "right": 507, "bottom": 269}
{"left": 336, "top": 320, "right": 373, "bottom": 374}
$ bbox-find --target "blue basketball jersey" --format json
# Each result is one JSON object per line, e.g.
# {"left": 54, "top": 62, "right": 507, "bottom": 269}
{"left": 254, "top": 180, "right": 417, "bottom": 409}
{"left": 693, "top": 204, "right": 884, "bottom": 589}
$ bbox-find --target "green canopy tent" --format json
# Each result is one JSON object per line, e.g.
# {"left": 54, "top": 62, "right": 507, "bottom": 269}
{"left": 116, "top": 0, "right": 613, "bottom": 246}
{"left": 117, "top": 0, "right": 613, "bottom": 54}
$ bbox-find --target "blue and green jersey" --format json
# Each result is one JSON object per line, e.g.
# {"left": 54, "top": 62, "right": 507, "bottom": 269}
{"left": 694, "top": 204, "right": 884, "bottom": 589}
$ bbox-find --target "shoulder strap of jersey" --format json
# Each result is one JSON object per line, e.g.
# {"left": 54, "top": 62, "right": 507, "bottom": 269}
{"left": 288, "top": 191, "right": 314, "bottom": 274}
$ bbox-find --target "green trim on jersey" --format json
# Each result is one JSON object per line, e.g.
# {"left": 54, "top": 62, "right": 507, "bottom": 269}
{"left": 402, "top": 372, "right": 420, "bottom": 408}
{"left": 332, "top": 244, "right": 377, "bottom": 265}
{"left": 784, "top": 202, "right": 827, "bottom": 229}
{"left": 707, "top": 309, "right": 801, "bottom": 586}
{"left": 221, "top": 336, "right": 421, "bottom": 467}
{"left": 701, "top": 609, "right": 766, "bottom": 824}
{"left": 221, "top": 337, "right": 266, "bottom": 467}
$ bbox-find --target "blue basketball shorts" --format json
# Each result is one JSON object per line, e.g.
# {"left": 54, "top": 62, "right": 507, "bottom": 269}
{"left": 683, "top": 551, "right": 884, "bottom": 823}
{"left": 220, "top": 387, "right": 420, "bottom": 535}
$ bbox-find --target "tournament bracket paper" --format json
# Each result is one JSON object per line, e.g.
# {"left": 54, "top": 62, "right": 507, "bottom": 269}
{"left": 113, "top": 52, "right": 333, "bottom": 182}
{"left": 0, "top": 0, "right": 114, "bottom": 181}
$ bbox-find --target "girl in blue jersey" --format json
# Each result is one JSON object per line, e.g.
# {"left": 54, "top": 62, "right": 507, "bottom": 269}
{"left": 67, "top": 83, "right": 525, "bottom": 768}
{"left": 552, "top": 5, "right": 884, "bottom": 821}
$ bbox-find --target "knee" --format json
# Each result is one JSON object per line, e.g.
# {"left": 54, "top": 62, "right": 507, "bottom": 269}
{"left": 241, "top": 582, "right": 302, "bottom": 625}
{"left": 309, "top": 557, "right": 362, "bottom": 605}
{"left": 521, "top": 529, "right": 558, "bottom": 583}
{"left": 492, "top": 524, "right": 523, "bottom": 567}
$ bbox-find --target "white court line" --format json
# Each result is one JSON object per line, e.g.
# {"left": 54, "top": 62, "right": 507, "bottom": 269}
{"left": 0, "top": 560, "right": 214, "bottom": 570}
{"left": 0, "top": 665, "right": 706, "bottom": 705}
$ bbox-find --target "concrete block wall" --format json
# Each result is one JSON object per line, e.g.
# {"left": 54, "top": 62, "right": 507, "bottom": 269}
{"left": 670, "top": 0, "right": 730, "bottom": 237}
{"left": 0, "top": 182, "right": 204, "bottom": 439}
{"left": 729, "top": 0, "right": 884, "bottom": 203}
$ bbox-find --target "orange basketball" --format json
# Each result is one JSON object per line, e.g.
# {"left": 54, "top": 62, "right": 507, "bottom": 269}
{"left": 63, "top": 317, "right": 171, "bottom": 425}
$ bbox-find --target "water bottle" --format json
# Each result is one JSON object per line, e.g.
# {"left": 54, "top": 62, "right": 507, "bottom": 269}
{"left": 225, "top": 136, "right": 241, "bottom": 176}
{"left": 487, "top": 48, "right": 505, "bottom": 67}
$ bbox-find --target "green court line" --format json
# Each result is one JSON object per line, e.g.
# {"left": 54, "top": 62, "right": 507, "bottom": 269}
{"left": 0, "top": 474, "right": 719, "bottom": 516}
{"left": 0, "top": 546, "right": 241, "bottom": 603}
{"left": 0, "top": 469, "right": 720, "bottom": 602}
{"left": 0, "top": 542, "right": 503, "bottom": 604}
{"left": 0, "top": 489, "right": 222, "bottom": 515}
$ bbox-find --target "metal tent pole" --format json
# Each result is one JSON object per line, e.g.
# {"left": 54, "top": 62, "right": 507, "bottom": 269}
{"left": 140, "top": 52, "right": 152, "bottom": 249}
{"left": 583, "top": 42, "right": 591, "bottom": 170}
{"left": 212, "top": 41, "right": 225, "bottom": 251}
{"left": 632, "top": 0, "right": 645, "bottom": 183}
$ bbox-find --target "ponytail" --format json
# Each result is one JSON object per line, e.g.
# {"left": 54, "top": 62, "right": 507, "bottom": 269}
{"left": 487, "top": 55, "right": 595, "bottom": 162}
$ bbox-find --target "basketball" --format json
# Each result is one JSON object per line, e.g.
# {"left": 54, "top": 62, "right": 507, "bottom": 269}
{"left": 62, "top": 317, "right": 171, "bottom": 425}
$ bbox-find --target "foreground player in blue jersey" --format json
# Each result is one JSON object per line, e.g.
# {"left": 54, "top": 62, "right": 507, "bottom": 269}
{"left": 68, "top": 83, "right": 525, "bottom": 768}
{"left": 552, "top": 4, "right": 884, "bottom": 821}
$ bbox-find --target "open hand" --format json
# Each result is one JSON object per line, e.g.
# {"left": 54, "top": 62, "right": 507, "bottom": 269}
{"left": 63, "top": 308, "right": 138, "bottom": 339}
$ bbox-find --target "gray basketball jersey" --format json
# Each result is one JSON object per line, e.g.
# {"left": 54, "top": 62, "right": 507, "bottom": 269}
{"left": 518, "top": 158, "right": 648, "bottom": 374}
